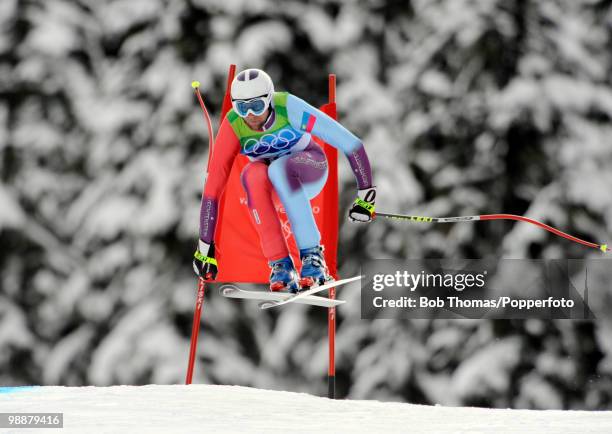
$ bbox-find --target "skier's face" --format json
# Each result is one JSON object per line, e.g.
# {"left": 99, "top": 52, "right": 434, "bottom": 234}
{"left": 244, "top": 109, "right": 270, "bottom": 131}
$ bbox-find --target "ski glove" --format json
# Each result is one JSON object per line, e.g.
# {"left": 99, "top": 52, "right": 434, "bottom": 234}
{"left": 348, "top": 186, "right": 376, "bottom": 222}
{"left": 193, "top": 240, "right": 218, "bottom": 280}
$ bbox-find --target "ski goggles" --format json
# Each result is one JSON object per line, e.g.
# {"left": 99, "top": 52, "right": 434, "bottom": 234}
{"left": 232, "top": 95, "right": 270, "bottom": 117}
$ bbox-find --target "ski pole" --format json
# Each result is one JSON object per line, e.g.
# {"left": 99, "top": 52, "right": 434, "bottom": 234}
{"left": 191, "top": 81, "right": 215, "bottom": 173}
{"left": 185, "top": 80, "right": 217, "bottom": 385}
{"left": 375, "top": 212, "right": 608, "bottom": 253}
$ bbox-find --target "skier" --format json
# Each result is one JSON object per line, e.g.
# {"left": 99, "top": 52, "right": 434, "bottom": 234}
{"left": 193, "top": 68, "right": 375, "bottom": 292}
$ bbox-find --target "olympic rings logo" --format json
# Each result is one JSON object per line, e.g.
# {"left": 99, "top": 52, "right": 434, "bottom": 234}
{"left": 243, "top": 129, "right": 299, "bottom": 156}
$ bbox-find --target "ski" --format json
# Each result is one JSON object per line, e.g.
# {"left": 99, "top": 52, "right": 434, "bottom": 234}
{"left": 259, "top": 275, "right": 362, "bottom": 310}
{"left": 221, "top": 285, "right": 345, "bottom": 308}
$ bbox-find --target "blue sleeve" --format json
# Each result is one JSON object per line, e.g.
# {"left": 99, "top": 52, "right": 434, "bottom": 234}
{"left": 286, "top": 94, "right": 362, "bottom": 154}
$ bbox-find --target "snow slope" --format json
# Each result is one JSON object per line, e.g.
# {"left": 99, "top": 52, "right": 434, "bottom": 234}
{"left": 1, "top": 385, "right": 612, "bottom": 434}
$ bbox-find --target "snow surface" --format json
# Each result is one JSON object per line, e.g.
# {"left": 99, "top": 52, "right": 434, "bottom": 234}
{"left": 1, "top": 385, "right": 612, "bottom": 434}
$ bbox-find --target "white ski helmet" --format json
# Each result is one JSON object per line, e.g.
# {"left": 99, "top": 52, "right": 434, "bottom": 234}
{"left": 230, "top": 68, "right": 274, "bottom": 117}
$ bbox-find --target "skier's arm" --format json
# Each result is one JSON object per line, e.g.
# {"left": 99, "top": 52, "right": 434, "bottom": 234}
{"left": 286, "top": 94, "right": 373, "bottom": 189}
{"left": 194, "top": 117, "right": 240, "bottom": 279}
{"left": 286, "top": 94, "right": 376, "bottom": 222}
{"left": 199, "top": 117, "right": 240, "bottom": 242}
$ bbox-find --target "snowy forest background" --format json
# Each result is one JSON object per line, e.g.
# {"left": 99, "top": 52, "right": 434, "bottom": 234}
{"left": 1, "top": 0, "right": 612, "bottom": 410}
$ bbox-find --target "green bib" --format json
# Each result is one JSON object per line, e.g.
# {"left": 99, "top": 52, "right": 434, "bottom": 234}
{"left": 227, "top": 92, "right": 305, "bottom": 160}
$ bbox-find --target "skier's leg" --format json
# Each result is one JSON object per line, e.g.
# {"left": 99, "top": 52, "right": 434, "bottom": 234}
{"left": 267, "top": 142, "right": 328, "bottom": 250}
{"left": 241, "top": 162, "right": 299, "bottom": 292}
{"left": 240, "top": 161, "right": 289, "bottom": 262}
{"left": 268, "top": 142, "right": 330, "bottom": 286}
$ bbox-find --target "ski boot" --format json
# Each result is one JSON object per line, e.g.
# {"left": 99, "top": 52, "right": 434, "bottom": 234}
{"left": 269, "top": 256, "right": 300, "bottom": 293}
{"left": 298, "top": 246, "right": 330, "bottom": 289}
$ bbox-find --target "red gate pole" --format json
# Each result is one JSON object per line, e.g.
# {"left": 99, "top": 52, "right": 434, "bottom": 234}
{"left": 328, "top": 284, "right": 336, "bottom": 398}
{"left": 185, "top": 278, "right": 206, "bottom": 384}
{"left": 327, "top": 74, "right": 337, "bottom": 399}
